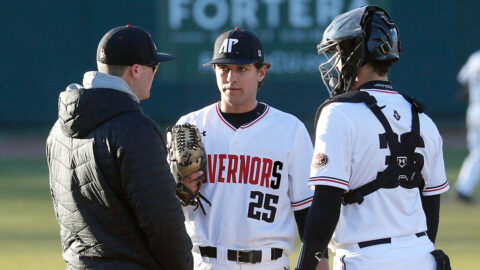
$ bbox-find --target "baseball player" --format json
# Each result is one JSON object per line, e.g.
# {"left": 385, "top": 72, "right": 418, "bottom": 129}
{"left": 296, "top": 6, "right": 451, "bottom": 270}
{"left": 175, "top": 27, "right": 320, "bottom": 270}
{"left": 455, "top": 50, "right": 480, "bottom": 202}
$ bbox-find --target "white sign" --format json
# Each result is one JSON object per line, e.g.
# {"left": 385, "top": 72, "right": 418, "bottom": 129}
{"left": 169, "top": 0, "right": 368, "bottom": 31}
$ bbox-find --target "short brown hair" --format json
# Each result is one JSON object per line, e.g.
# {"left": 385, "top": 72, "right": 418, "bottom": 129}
{"left": 370, "top": 60, "right": 394, "bottom": 76}
{"left": 97, "top": 62, "right": 129, "bottom": 77}
{"left": 254, "top": 60, "right": 272, "bottom": 88}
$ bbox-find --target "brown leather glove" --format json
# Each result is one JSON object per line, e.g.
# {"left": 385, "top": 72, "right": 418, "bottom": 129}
{"left": 166, "top": 123, "right": 211, "bottom": 214}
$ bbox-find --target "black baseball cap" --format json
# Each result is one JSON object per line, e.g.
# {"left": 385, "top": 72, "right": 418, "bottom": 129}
{"left": 97, "top": 25, "right": 175, "bottom": 65}
{"left": 204, "top": 27, "right": 264, "bottom": 66}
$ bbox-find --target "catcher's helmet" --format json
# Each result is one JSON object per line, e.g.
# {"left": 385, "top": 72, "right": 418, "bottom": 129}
{"left": 317, "top": 6, "right": 401, "bottom": 96}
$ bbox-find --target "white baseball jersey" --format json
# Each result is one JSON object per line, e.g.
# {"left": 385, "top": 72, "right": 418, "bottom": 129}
{"left": 458, "top": 50, "right": 480, "bottom": 107}
{"left": 456, "top": 50, "right": 480, "bottom": 196}
{"left": 458, "top": 51, "right": 480, "bottom": 134}
{"left": 177, "top": 102, "right": 313, "bottom": 255}
{"left": 309, "top": 88, "right": 449, "bottom": 247}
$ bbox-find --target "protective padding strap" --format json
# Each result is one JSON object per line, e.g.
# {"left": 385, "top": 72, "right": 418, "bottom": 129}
{"left": 313, "top": 91, "right": 425, "bottom": 205}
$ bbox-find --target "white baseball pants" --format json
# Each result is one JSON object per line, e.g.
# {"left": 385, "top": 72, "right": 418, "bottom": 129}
{"left": 332, "top": 233, "right": 436, "bottom": 270}
{"left": 192, "top": 248, "right": 290, "bottom": 270}
{"left": 457, "top": 105, "right": 480, "bottom": 196}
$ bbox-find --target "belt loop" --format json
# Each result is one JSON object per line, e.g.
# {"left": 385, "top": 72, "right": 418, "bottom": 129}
{"left": 416, "top": 231, "right": 427, "bottom": 238}
{"left": 217, "top": 246, "right": 227, "bottom": 263}
{"left": 262, "top": 248, "right": 270, "bottom": 263}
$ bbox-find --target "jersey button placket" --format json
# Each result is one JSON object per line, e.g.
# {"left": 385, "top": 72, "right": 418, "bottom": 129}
{"left": 230, "top": 130, "right": 242, "bottom": 151}
{"left": 216, "top": 134, "right": 238, "bottom": 245}
{"left": 218, "top": 130, "right": 245, "bottom": 244}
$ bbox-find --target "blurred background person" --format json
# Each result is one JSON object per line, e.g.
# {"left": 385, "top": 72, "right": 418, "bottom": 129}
{"left": 456, "top": 50, "right": 480, "bottom": 203}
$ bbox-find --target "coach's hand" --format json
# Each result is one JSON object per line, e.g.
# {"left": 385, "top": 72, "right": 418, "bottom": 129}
{"left": 315, "top": 259, "right": 329, "bottom": 270}
{"left": 183, "top": 171, "right": 203, "bottom": 193}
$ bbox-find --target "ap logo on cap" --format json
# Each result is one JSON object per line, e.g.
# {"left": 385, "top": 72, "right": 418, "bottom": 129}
{"left": 218, "top": 38, "right": 238, "bottom": 54}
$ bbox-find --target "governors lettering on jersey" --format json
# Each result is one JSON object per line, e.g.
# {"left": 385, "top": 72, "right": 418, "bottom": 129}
{"left": 205, "top": 154, "right": 283, "bottom": 189}
{"left": 174, "top": 27, "right": 317, "bottom": 270}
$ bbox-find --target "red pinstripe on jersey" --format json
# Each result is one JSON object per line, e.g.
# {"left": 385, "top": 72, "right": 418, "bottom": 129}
{"left": 291, "top": 197, "right": 313, "bottom": 208}
{"left": 363, "top": 89, "right": 399, "bottom": 94}
{"left": 241, "top": 106, "right": 270, "bottom": 129}
{"left": 423, "top": 180, "right": 449, "bottom": 193}
{"left": 308, "top": 176, "right": 349, "bottom": 187}
{"left": 215, "top": 103, "right": 270, "bottom": 131}
{"left": 215, "top": 105, "right": 236, "bottom": 130}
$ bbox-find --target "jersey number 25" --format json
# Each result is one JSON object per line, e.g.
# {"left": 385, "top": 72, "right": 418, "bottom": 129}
{"left": 247, "top": 191, "right": 279, "bottom": 223}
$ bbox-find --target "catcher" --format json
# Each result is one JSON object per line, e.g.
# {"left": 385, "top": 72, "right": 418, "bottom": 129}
{"left": 297, "top": 6, "right": 450, "bottom": 270}
{"left": 166, "top": 123, "right": 211, "bottom": 215}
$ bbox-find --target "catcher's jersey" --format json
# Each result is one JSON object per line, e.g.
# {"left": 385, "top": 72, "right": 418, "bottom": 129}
{"left": 177, "top": 102, "right": 313, "bottom": 255}
{"left": 309, "top": 86, "right": 449, "bottom": 247}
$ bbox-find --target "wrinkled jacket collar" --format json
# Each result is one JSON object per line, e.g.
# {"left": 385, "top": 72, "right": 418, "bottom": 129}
{"left": 58, "top": 72, "right": 142, "bottom": 138}
{"left": 66, "top": 71, "right": 139, "bottom": 103}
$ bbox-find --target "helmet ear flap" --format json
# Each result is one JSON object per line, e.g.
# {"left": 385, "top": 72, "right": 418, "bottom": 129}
{"left": 361, "top": 7, "right": 401, "bottom": 64}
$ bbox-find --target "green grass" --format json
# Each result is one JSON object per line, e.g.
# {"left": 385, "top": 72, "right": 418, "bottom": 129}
{"left": 0, "top": 149, "right": 479, "bottom": 269}
{"left": 0, "top": 158, "right": 65, "bottom": 269}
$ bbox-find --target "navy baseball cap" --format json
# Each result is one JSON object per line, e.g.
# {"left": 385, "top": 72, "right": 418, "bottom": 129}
{"left": 204, "top": 27, "right": 264, "bottom": 66}
{"left": 97, "top": 25, "right": 175, "bottom": 65}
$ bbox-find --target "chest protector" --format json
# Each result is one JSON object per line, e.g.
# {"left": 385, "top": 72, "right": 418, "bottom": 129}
{"left": 314, "top": 91, "right": 426, "bottom": 205}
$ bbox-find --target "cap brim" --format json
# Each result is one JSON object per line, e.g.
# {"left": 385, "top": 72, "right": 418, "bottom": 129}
{"left": 202, "top": 58, "right": 259, "bottom": 66}
{"left": 155, "top": 52, "right": 175, "bottom": 63}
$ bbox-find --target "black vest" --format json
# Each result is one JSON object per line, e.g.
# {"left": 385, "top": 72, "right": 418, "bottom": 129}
{"left": 315, "top": 90, "right": 426, "bottom": 205}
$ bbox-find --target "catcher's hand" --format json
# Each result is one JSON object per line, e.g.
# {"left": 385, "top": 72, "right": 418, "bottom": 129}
{"left": 431, "top": 250, "right": 451, "bottom": 270}
{"left": 166, "top": 123, "right": 211, "bottom": 215}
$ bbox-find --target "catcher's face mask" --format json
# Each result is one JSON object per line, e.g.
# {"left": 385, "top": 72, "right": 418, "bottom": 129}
{"left": 317, "top": 38, "right": 364, "bottom": 97}
{"left": 317, "top": 6, "right": 401, "bottom": 97}
{"left": 317, "top": 41, "right": 342, "bottom": 97}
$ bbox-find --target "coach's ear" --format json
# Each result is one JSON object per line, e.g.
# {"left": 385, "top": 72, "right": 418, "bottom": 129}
{"left": 129, "top": 64, "right": 141, "bottom": 79}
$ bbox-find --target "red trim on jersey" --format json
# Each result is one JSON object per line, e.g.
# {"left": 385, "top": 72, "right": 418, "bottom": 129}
{"left": 423, "top": 181, "right": 449, "bottom": 193}
{"left": 215, "top": 104, "right": 236, "bottom": 131}
{"left": 309, "top": 177, "right": 349, "bottom": 187}
{"left": 215, "top": 103, "right": 270, "bottom": 130}
{"left": 241, "top": 104, "right": 270, "bottom": 129}
{"left": 363, "top": 89, "right": 399, "bottom": 94}
{"left": 292, "top": 198, "right": 313, "bottom": 207}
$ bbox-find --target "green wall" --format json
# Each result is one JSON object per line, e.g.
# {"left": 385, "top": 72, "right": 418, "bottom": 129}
{"left": 1, "top": 0, "right": 475, "bottom": 129}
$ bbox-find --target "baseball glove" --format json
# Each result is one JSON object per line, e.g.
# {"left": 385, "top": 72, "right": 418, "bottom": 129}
{"left": 166, "top": 123, "right": 211, "bottom": 215}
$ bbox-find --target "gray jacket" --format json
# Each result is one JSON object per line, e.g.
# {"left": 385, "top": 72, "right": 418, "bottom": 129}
{"left": 46, "top": 72, "right": 193, "bottom": 270}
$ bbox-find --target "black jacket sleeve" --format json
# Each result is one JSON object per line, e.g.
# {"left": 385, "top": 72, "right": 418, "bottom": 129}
{"left": 296, "top": 185, "right": 343, "bottom": 270}
{"left": 421, "top": 194, "right": 440, "bottom": 243}
{"left": 118, "top": 115, "right": 193, "bottom": 270}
